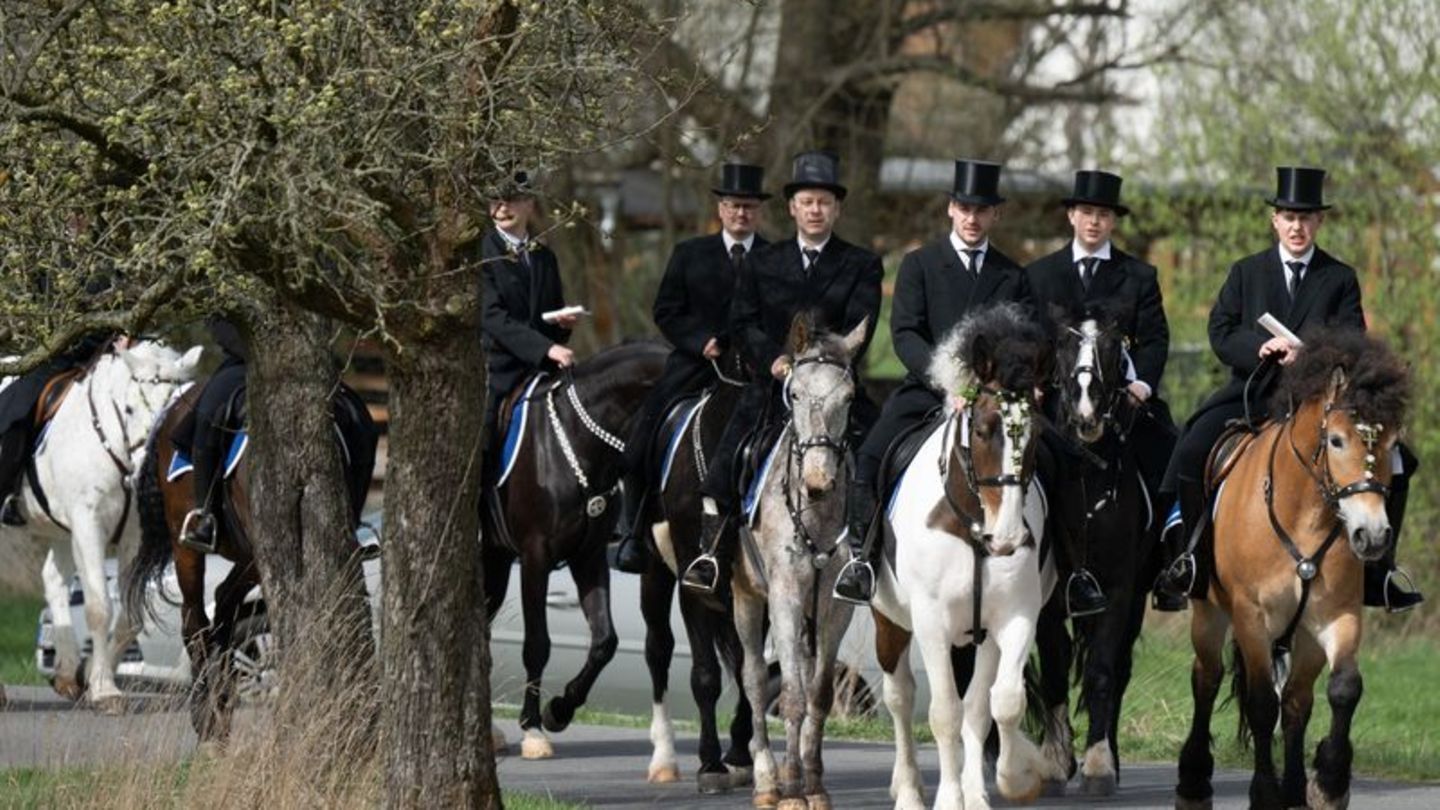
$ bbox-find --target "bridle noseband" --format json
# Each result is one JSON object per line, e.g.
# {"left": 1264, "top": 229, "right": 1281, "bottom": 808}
{"left": 783, "top": 354, "right": 854, "bottom": 465}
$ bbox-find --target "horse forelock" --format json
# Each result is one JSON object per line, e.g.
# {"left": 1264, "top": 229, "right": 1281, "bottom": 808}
{"left": 1271, "top": 329, "right": 1411, "bottom": 428}
{"left": 929, "top": 302, "right": 1046, "bottom": 396}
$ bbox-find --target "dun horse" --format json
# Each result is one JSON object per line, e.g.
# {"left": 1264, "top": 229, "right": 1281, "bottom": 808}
{"left": 480, "top": 341, "right": 667, "bottom": 759}
{"left": 871, "top": 304, "right": 1061, "bottom": 810}
{"left": 1176, "top": 330, "right": 1410, "bottom": 810}
{"left": 1034, "top": 305, "right": 1157, "bottom": 795}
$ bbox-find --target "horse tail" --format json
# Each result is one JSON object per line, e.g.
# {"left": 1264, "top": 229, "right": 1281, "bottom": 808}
{"left": 125, "top": 427, "right": 174, "bottom": 628}
{"left": 333, "top": 382, "right": 377, "bottom": 526}
{"left": 1228, "top": 639, "right": 1253, "bottom": 748}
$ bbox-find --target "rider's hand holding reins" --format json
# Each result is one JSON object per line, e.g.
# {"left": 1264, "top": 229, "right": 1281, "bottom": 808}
{"left": 1126, "top": 380, "right": 1150, "bottom": 403}
{"left": 771, "top": 355, "right": 792, "bottom": 379}
{"left": 703, "top": 337, "right": 723, "bottom": 360}
{"left": 1259, "top": 336, "right": 1299, "bottom": 366}
{"left": 547, "top": 344, "right": 575, "bottom": 368}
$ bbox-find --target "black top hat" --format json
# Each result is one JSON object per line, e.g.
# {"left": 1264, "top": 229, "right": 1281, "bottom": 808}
{"left": 491, "top": 169, "right": 536, "bottom": 200}
{"left": 1266, "top": 166, "right": 1331, "bottom": 211}
{"left": 1062, "top": 170, "right": 1129, "bottom": 217}
{"left": 712, "top": 163, "right": 771, "bottom": 200}
{"left": 950, "top": 159, "right": 1005, "bottom": 205}
{"left": 783, "top": 150, "right": 847, "bottom": 200}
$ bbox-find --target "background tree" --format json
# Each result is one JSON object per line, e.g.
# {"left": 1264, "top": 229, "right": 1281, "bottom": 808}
{"left": 2, "top": 1, "right": 680, "bottom": 804}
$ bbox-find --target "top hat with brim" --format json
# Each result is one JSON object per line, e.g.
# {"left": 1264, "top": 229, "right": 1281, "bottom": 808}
{"left": 1266, "top": 166, "right": 1331, "bottom": 211}
{"left": 1061, "top": 170, "right": 1129, "bottom": 216}
{"left": 712, "top": 163, "right": 772, "bottom": 200}
{"left": 491, "top": 170, "right": 536, "bottom": 201}
{"left": 783, "top": 150, "right": 847, "bottom": 200}
{"left": 950, "top": 159, "right": 1006, "bottom": 205}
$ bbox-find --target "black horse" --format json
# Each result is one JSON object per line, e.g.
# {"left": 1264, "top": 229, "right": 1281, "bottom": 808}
{"left": 481, "top": 340, "right": 667, "bottom": 759}
{"left": 635, "top": 350, "right": 758, "bottom": 791}
{"left": 1034, "top": 303, "right": 1159, "bottom": 795}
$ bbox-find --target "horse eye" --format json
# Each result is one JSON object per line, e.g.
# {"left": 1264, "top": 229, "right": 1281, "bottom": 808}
{"left": 1328, "top": 434, "right": 1344, "bottom": 450}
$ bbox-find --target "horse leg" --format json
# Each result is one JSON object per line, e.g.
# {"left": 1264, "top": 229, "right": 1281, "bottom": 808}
{"left": 1035, "top": 590, "right": 1076, "bottom": 793}
{"left": 992, "top": 613, "right": 1046, "bottom": 805}
{"left": 1308, "top": 613, "right": 1363, "bottom": 810}
{"left": 679, "top": 589, "right": 737, "bottom": 793}
{"left": 734, "top": 589, "right": 778, "bottom": 809}
{"left": 640, "top": 565, "right": 681, "bottom": 784}
{"left": 1107, "top": 574, "right": 1151, "bottom": 784}
{"left": 1177, "top": 598, "right": 1230, "bottom": 809}
{"left": 1079, "top": 585, "right": 1134, "bottom": 796}
{"left": 40, "top": 547, "right": 84, "bottom": 701}
{"left": 1280, "top": 634, "right": 1325, "bottom": 808}
{"left": 517, "top": 552, "right": 555, "bottom": 759}
{"left": 797, "top": 597, "right": 852, "bottom": 810}
{"left": 482, "top": 544, "right": 515, "bottom": 754}
{"left": 69, "top": 526, "right": 124, "bottom": 715}
{"left": 198, "top": 561, "right": 259, "bottom": 745}
{"left": 543, "top": 541, "right": 617, "bottom": 733}
{"left": 722, "top": 616, "right": 757, "bottom": 783}
{"left": 914, "top": 610, "right": 966, "bottom": 810}
{"left": 1233, "top": 610, "right": 1285, "bottom": 809}
{"left": 766, "top": 588, "right": 807, "bottom": 808}
{"left": 876, "top": 612, "right": 923, "bottom": 810}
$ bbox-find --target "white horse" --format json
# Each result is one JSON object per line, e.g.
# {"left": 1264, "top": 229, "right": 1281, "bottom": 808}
{"left": 1, "top": 340, "right": 200, "bottom": 713}
{"left": 733, "top": 316, "right": 866, "bottom": 810}
{"left": 871, "top": 305, "right": 1063, "bottom": 810}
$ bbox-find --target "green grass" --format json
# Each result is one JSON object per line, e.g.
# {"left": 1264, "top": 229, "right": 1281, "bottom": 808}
{"left": 0, "top": 592, "right": 45, "bottom": 686}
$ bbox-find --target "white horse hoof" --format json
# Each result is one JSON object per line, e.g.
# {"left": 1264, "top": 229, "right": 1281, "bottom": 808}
{"left": 775, "top": 798, "right": 808, "bottom": 810}
{"left": 1081, "top": 772, "right": 1117, "bottom": 796}
{"left": 92, "top": 695, "right": 126, "bottom": 716}
{"left": 1306, "top": 779, "right": 1349, "bottom": 810}
{"left": 490, "top": 725, "right": 508, "bottom": 755}
{"left": 805, "top": 792, "right": 832, "bottom": 810}
{"left": 752, "top": 790, "right": 781, "bottom": 809}
{"left": 891, "top": 787, "right": 925, "bottom": 810}
{"left": 727, "top": 764, "right": 754, "bottom": 789}
{"left": 520, "top": 735, "right": 554, "bottom": 760}
{"left": 648, "top": 763, "right": 681, "bottom": 784}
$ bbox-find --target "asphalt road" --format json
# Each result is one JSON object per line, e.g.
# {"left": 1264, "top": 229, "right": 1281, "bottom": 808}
{"left": 3, "top": 685, "right": 1436, "bottom": 808}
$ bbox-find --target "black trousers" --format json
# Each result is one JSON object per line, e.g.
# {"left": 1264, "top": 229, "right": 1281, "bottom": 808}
{"left": 180, "top": 363, "right": 247, "bottom": 510}
{"left": 855, "top": 383, "right": 940, "bottom": 488}
{"left": 621, "top": 357, "right": 715, "bottom": 483}
{"left": 700, "top": 383, "right": 772, "bottom": 512}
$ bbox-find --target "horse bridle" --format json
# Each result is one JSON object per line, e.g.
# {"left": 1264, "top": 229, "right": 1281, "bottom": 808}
{"left": 937, "top": 384, "right": 1037, "bottom": 647}
{"left": 1064, "top": 325, "right": 1132, "bottom": 437}
{"left": 782, "top": 355, "right": 853, "bottom": 467}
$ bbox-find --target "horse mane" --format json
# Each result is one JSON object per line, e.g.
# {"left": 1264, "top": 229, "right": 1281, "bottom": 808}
{"left": 568, "top": 338, "right": 667, "bottom": 394}
{"left": 1269, "top": 328, "right": 1411, "bottom": 427}
{"left": 928, "top": 302, "right": 1049, "bottom": 395}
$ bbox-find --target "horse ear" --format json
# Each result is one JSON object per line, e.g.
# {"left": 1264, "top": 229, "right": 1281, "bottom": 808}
{"left": 179, "top": 345, "right": 204, "bottom": 375}
{"left": 1328, "top": 366, "right": 1348, "bottom": 401}
{"left": 841, "top": 317, "right": 869, "bottom": 359}
{"left": 786, "top": 312, "right": 812, "bottom": 355}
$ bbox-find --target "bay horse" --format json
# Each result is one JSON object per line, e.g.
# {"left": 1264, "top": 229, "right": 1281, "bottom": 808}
{"left": 1033, "top": 304, "right": 1157, "bottom": 796}
{"left": 1, "top": 340, "right": 201, "bottom": 714}
{"left": 1176, "top": 329, "right": 1410, "bottom": 810}
{"left": 641, "top": 349, "right": 757, "bottom": 792}
{"left": 480, "top": 340, "right": 668, "bottom": 760}
{"left": 124, "top": 375, "right": 376, "bottom": 742}
{"left": 732, "top": 316, "right": 866, "bottom": 810}
{"left": 871, "top": 303, "right": 1061, "bottom": 810}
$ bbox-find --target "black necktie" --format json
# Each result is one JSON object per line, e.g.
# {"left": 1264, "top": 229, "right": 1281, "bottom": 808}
{"left": 1286, "top": 260, "right": 1305, "bottom": 301}
{"left": 1080, "top": 256, "right": 1099, "bottom": 292}
{"left": 964, "top": 249, "right": 983, "bottom": 277}
{"left": 730, "top": 243, "right": 746, "bottom": 270}
{"left": 802, "top": 247, "right": 820, "bottom": 275}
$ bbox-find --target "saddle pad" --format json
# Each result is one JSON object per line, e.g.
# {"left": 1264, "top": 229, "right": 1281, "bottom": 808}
{"left": 496, "top": 375, "right": 547, "bottom": 489}
{"left": 881, "top": 417, "right": 945, "bottom": 521}
{"left": 741, "top": 432, "right": 785, "bottom": 526}
{"left": 659, "top": 393, "right": 707, "bottom": 493}
{"left": 166, "top": 430, "right": 249, "bottom": 483}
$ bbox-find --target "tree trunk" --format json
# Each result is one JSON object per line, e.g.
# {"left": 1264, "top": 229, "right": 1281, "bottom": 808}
{"left": 244, "top": 299, "right": 378, "bottom": 758}
{"left": 380, "top": 322, "right": 497, "bottom": 807}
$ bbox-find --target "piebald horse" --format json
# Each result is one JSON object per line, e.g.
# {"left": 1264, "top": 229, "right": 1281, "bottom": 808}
{"left": 734, "top": 316, "right": 867, "bottom": 810}
{"left": 1176, "top": 329, "right": 1410, "bottom": 810}
{"left": 871, "top": 303, "right": 1061, "bottom": 810}
{"left": 2, "top": 341, "right": 201, "bottom": 714}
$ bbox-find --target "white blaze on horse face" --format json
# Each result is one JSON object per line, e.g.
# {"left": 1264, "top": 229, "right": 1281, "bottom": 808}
{"left": 1074, "top": 320, "right": 1100, "bottom": 426}
{"left": 793, "top": 363, "right": 852, "bottom": 495}
{"left": 987, "top": 399, "right": 1031, "bottom": 556}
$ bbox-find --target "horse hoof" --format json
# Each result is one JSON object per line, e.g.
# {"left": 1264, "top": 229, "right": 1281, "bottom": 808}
{"left": 93, "top": 695, "right": 126, "bottom": 716}
{"left": 491, "top": 725, "right": 509, "bottom": 756}
{"left": 696, "top": 770, "right": 730, "bottom": 793}
{"left": 752, "top": 790, "right": 781, "bottom": 809}
{"left": 728, "top": 764, "right": 754, "bottom": 789}
{"left": 541, "top": 698, "right": 575, "bottom": 733}
{"left": 648, "top": 764, "right": 681, "bottom": 784}
{"left": 775, "top": 798, "right": 808, "bottom": 810}
{"left": 1306, "top": 780, "right": 1349, "bottom": 810}
{"left": 805, "top": 793, "right": 832, "bottom": 810}
{"left": 1081, "top": 772, "right": 1117, "bottom": 796}
{"left": 521, "top": 736, "right": 555, "bottom": 760}
{"left": 999, "top": 771, "right": 1043, "bottom": 803}
{"left": 1174, "top": 796, "right": 1213, "bottom": 810}
{"left": 1041, "top": 778, "right": 1068, "bottom": 797}
{"left": 51, "top": 677, "right": 83, "bottom": 702}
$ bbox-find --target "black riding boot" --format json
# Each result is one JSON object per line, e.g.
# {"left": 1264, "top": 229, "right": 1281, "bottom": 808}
{"left": 612, "top": 476, "right": 650, "bottom": 574}
{"left": 1153, "top": 479, "right": 1203, "bottom": 608}
{"left": 1057, "top": 523, "right": 1107, "bottom": 618}
{"left": 0, "top": 426, "right": 30, "bottom": 527}
{"left": 682, "top": 499, "right": 727, "bottom": 592}
{"left": 1364, "top": 473, "right": 1423, "bottom": 613}
{"left": 833, "top": 480, "right": 878, "bottom": 605}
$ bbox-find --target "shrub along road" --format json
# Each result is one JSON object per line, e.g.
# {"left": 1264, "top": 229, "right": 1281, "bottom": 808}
{"left": 3, "top": 685, "right": 1436, "bottom": 808}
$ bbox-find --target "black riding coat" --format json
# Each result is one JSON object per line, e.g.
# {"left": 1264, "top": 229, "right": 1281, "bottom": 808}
{"left": 1026, "top": 244, "right": 1170, "bottom": 394}
{"left": 653, "top": 232, "right": 768, "bottom": 394}
{"left": 1196, "top": 246, "right": 1365, "bottom": 421}
{"left": 730, "top": 234, "right": 883, "bottom": 374}
{"left": 474, "top": 228, "right": 571, "bottom": 396}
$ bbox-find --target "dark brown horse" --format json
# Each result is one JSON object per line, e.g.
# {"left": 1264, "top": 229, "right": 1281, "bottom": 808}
{"left": 480, "top": 340, "right": 667, "bottom": 759}
{"left": 1176, "top": 330, "right": 1410, "bottom": 810}
{"left": 124, "top": 379, "right": 375, "bottom": 743}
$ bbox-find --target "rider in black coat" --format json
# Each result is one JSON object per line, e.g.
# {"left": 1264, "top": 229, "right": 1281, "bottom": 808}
{"left": 1026, "top": 170, "right": 1179, "bottom": 615}
{"left": 0, "top": 333, "right": 113, "bottom": 526}
{"left": 175, "top": 318, "right": 250, "bottom": 550}
{"left": 683, "top": 150, "right": 883, "bottom": 593}
{"left": 612, "top": 164, "right": 771, "bottom": 573}
{"left": 832, "top": 159, "right": 1034, "bottom": 603}
{"left": 1154, "top": 167, "right": 1422, "bottom": 612}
